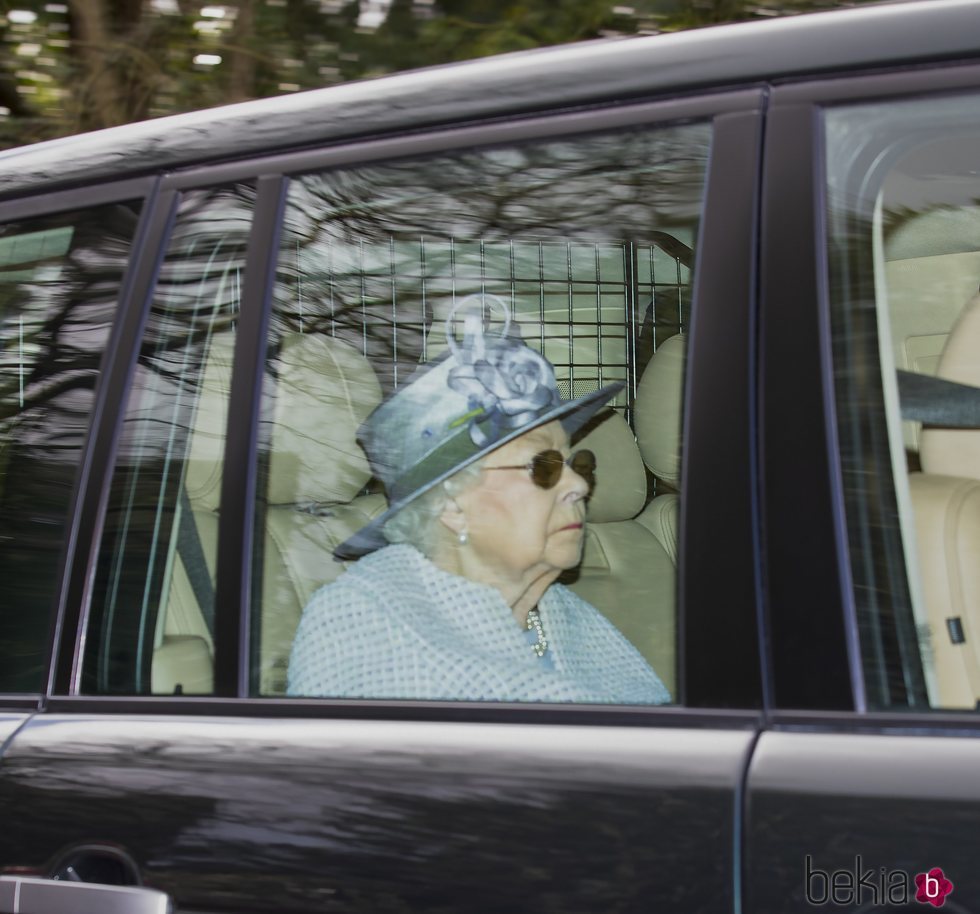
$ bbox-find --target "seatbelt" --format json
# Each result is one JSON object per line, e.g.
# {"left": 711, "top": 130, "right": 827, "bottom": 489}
{"left": 897, "top": 370, "right": 980, "bottom": 428}
{"left": 177, "top": 486, "right": 215, "bottom": 634}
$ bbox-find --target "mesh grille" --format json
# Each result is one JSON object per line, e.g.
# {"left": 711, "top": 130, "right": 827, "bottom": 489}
{"left": 287, "top": 235, "right": 690, "bottom": 420}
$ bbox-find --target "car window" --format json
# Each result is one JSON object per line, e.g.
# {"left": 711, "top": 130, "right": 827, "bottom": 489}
{"left": 825, "top": 91, "right": 980, "bottom": 712}
{"left": 81, "top": 187, "right": 253, "bottom": 696}
{"left": 252, "top": 122, "right": 709, "bottom": 703}
{"left": 0, "top": 203, "right": 142, "bottom": 693}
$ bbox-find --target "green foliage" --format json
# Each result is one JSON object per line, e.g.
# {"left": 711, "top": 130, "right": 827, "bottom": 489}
{"left": 0, "top": 0, "right": 887, "bottom": 151}
{"left": 401, "top": 0, "right": 620, "bottom": 62}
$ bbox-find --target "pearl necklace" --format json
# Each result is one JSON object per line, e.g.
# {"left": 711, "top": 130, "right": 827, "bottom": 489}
{"left": 526, "top": 608, "right": 549, "bottom": 658}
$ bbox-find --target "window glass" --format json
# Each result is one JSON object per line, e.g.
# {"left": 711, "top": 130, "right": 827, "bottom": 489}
{"left": 82, "top": 187, "right": 253, "bottom": 696}
{"left": 0, "top": 203, "right": 141, "bottom": 692}
{"left": 826, "top": 92, "right": 980, "bottom": 712}
{"left": 254, "top": 123, "right": 710, "bottom": 702}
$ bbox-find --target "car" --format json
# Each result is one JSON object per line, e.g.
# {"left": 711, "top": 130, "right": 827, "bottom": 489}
{"left": 1, "top": 0, "right": 979, "bottom": 910}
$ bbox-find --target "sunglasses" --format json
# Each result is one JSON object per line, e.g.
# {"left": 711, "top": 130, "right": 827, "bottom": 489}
{"left": 484, "top": 449, "right": 596, "bottom": 491}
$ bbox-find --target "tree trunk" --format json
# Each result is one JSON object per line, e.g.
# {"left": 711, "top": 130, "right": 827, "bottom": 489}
{"left": 68, "top": 0, "right": 130, "bottom": 128}
{"left": 226, "top": 0, "right": 257, "bottom": 104}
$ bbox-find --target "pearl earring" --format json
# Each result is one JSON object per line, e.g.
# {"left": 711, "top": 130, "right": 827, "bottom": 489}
{"left": 458, "top": 530, "right": 468, "bottom": 545}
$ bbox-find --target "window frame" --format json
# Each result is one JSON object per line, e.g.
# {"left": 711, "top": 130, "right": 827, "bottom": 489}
{"left": 39, "top": 88, "right": 767, "bottom": 724}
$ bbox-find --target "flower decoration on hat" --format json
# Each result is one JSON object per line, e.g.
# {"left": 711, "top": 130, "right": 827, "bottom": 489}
{"left": 446, "top": 296, "right": 560, "bottom": 447}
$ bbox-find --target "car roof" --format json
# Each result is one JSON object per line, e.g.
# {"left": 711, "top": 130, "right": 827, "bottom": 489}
{"left": 1, "top": 0, "right": 979, "bottom": 201}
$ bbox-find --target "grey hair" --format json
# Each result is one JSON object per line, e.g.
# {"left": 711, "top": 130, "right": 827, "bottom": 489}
{"left": 382, "top": 459, "right": 485, "bottom": 558}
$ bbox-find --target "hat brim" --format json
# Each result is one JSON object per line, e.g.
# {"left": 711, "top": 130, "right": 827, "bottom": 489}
{"left": 333, "top": 380, "right": 624, "bottom": 560}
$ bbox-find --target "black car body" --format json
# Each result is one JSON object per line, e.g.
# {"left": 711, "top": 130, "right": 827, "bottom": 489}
{"left": 1, "top": 1, "right": 980, "bottom": 911}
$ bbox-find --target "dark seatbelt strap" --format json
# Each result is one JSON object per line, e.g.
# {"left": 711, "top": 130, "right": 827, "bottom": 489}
{"left": 177, "top": 486, "right": 215, "bottom": 633}
{"left": 897, "top": 370, "right": 980, "bottom": 428}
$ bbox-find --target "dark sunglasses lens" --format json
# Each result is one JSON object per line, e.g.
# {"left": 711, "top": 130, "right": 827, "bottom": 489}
{"left": 570, "top": 449, "right": 596, "bottom": 487}
{"left": 527, "top": 449, "right": 596, "bottom": 489}
{"left": 529, "top": 450, "right": 565, "bottom": 489}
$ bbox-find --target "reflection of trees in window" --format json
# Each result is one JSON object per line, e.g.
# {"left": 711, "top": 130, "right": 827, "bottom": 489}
{"left": 0, "top": 202, "right": 141, "bottom": 692}
{"left": 0, "top": 209, "right": 139, "bottom": 454}
{"left": 111, "top": 186, "right": 255, "bottom": 463}
{"left": 274, "top": 124, "right": 709, "bottom": 393}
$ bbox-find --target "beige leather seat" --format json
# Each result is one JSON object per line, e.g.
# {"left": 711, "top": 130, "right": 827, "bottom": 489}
{"left": 258, "top": 332, "right": 384, "bottom": 695}
{"left": 635, "top": 333, "right": 686, "bottom": 565}
{"left": 152, "top": 331, "right": 385, "bottom": 697}
{"left": 884, "top": 209, "right": 980, "bottom": 452}
{"left": 909, "top": 294, "right": 980, "bottom": 708}
{"left": 568, "top": 409, "right": 677, "bottom": 697}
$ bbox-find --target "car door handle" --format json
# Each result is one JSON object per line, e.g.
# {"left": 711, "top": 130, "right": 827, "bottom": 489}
{"left": 0, "top": 876, "right": 171, "bottom": 914}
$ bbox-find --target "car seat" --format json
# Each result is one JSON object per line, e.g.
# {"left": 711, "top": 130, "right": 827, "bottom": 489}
{"left": 569, "top": 409, "right": 677, "bottom": 697}
{"left": 884, "top": 206, "right": 980, "bottom": 453}
{"left": 635, "top": 333, "right": 686, "bottom": 566}
{"left": 908, "top": 294, "right": 980, "bottom": 708}
{"left": 258, "top": 332, "right": 385, "bottom": 695}
{"left": 152, "top": 331, "right": 385, "bottom": 696}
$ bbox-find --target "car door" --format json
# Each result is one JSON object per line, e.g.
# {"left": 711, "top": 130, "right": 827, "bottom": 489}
{"left": 747, "top": 62, "right": 980, "bottom": 912}
{"left": 0, "top": 89, "right": 766, "bottom": 912}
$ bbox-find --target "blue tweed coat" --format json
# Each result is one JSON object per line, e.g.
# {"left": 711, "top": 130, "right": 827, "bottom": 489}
{"left": 287, "top": 544, "right": 671, "bottom": 704}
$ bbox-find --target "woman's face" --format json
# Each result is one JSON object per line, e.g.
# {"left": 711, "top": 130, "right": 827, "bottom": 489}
{"left": 450, "top": 420, "right": 590, "bottom": 591}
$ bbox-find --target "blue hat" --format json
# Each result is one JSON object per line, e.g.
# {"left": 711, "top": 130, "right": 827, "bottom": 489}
{"left": 334, "top": 296, "right": 624, "bottom": 559}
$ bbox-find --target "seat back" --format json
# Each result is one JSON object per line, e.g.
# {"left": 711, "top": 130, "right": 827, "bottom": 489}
{"left": 568, "top": 410, "right": 676, "bottom": 696}
{"left": 910, "top": 294, "right": 980, "bottom": 708}
{"left": 635, "top": 333, "right": 686, "bottom": 565}
{"left": 259, "top": 333, "right": 383, "bottom": 694}
{"left": 884, "top": 208, "right": 980, "bottom": 452}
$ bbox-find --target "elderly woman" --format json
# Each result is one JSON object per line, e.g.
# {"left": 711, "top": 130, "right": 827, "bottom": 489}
{"left": 287, "top": 299, "right": 670, "bottom": 704}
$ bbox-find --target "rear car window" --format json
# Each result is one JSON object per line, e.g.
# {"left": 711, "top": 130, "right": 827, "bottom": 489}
{"left": 255, "top": 122, "right": 708, "bottom": 703}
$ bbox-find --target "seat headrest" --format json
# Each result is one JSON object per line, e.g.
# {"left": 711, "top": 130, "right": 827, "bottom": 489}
{"left": 921, "top": 294, "right": 980, "bottom": 480}
{"left": 576, "top": 409, "right": 646, "bottom": 523}
{"left": 635, "top": 333, "right": 686, "bottom": 486}
{"left": 267, "top": 333, "right": 382, "bottom": 505}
